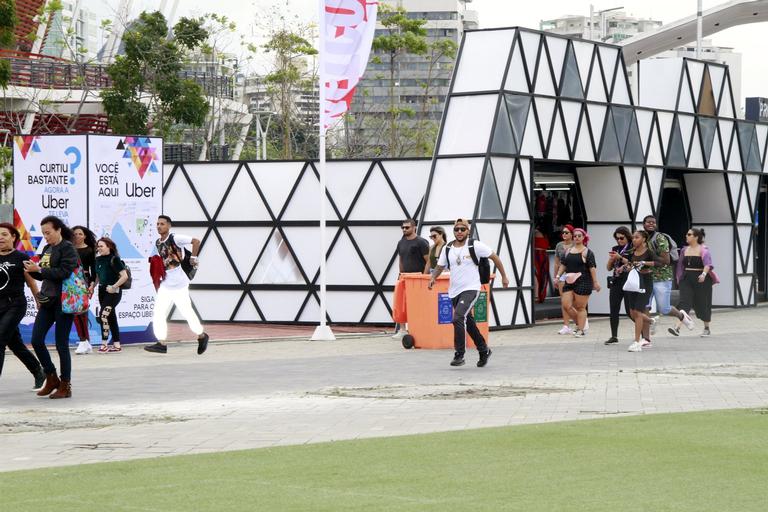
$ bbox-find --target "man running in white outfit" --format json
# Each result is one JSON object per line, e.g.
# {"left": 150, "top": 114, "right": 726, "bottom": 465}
{"left": 428, "top": 218, "right": 509, "bottom": 367}
{"left": 145, "top": 215, "right": 209, "bottom": 354}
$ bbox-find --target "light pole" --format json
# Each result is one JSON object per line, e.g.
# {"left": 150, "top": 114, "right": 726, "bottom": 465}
{"left": 589, "top": 5, "right": 624, "bottom": 41}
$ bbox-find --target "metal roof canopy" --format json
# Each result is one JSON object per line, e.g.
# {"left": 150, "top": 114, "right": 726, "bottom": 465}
{"left": 620, "top": 0, "right": 768, "bottom": 65}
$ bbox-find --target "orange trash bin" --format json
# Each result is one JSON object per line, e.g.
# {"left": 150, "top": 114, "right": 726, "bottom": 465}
{"left": 396, "top": 273, "right": 492, "bottom": 350}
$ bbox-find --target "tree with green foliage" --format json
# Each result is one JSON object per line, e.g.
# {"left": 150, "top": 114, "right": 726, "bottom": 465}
{"left": 0, "top": 0, "right": 16, "bottom": 89}
{"left": 414, "top": 38, "right": 458, "bottom": 157}
{"left": 263, "top": 26, "right": 318, "bottom": 159}
{"left": 371, "top": 4, "right": 428, "bottom": 156}
{"left": 101, "top": 11, "right": 210, "bottom": 136}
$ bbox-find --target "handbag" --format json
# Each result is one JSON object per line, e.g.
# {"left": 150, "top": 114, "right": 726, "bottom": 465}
{"left": 606, "top": 276, "right": 615, "bottom": 289}
{"left": 61, "top": 265, "right": 90, "bottom": 314}
{"left": 622, "top": 268, "right": 644, "bottom": 293}
{"left": 564, "top": 272, "right": 582, "bottom": 284}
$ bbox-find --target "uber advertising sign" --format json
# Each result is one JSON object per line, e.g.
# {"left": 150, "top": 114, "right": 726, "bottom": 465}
{"left": 88, "top": 135, "right": 163, "bottom": 342}
{"left": 12, "top": 135, "right": 163, "bottom": 343}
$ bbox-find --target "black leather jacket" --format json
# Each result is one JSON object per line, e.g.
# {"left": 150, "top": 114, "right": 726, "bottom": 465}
{"left": 28, "top": 240, "right": 79, "bottom": 300}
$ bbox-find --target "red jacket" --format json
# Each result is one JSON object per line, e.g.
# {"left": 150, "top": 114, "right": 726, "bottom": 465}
{"left": 148, "top": 255, "right": 165, "bottom": 291}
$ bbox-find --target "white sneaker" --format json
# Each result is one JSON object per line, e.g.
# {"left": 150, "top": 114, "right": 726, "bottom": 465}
{"left": 628, "top": 341, "right": 643, "bottom": 352}
{"left": 573, "top": 329, "right": 585, "bottom": 337}
{"left": 680, "top": 310, "right": 695, "bottom": 330}
{"left": 75, "top": 341, "right": 93, "bottom": 354}
{"left": 640, "top": 338, "right": 652, "bottom": 348}
{"left": 649, "top": 316, "right": 657, "bottom": 335}
{"left": 584, "top": 319, "right": 589, "bottom": 332}
{"left": 558, "top": 326, "right": 572, "bottom": 335}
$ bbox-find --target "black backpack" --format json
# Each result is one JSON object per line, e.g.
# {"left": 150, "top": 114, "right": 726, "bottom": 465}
{"left": 111, "top": 256, "right": 132, "bottom": 290}
{"left": 445, "top": 239, "right": 491, "bottom": 285}
{"left": 157, "top": 234, "right": 197, "bottom": 281}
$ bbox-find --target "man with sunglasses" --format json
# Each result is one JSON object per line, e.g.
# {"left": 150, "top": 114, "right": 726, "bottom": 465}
{"left": 393, "top": 219, "right": 430, "bottom": 338}
{"left": 429, "top": 218, "right": 509, "bottom": 367}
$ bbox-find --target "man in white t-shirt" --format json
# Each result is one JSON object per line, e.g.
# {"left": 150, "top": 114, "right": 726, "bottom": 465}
{"left": 145, "top": 215, "right": 209, "bottom": 355}
{"left": 428, "top": 218, "right": 509, "bottom": 367}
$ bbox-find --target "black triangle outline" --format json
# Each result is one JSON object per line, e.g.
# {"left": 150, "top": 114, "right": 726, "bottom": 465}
{"left": 491, "top": 98, "right": 517, "bottom": 155}
{"left": 678, "top": 114, "right": 696, "bottom": 164}
{"left": 518, "top": 30, "right": 540, "bottom": 93}
{"left": 210, "top": 162, "right": 247, "bottom": 222}
{"left": 735, "top": 220, "right": 751, "bottom": 271}
{"left": 570, "top": 102, "right": 589, "bottom": 161}
{"left": 589, "top": 44, "right": 610, "bottom": 102}
{"left": 644, "top": 113, "right": 663, "bottom": 164}
{"left": 724, "top": 121, "right": 740, "bottom": 171}
{"left": 666, "top": 115, "right": 687, "bottom": 168}
{"left": 697, "top": 64, "right": 717, "bottom": 115}
{"left": 558, "top": 40, "right": 585, "bottom": 99}
{"left": 536, "top": 35, "right": 558, "bottom": 96}
{"left": 546, "top": 100, "right": 570, "bottom": 158}
{"left": 718, "top": 69, "right": 737, "bottom": 118}
{"left": 176, "top": 164, "right": 213, "bottom": 222}
{"left": 598, "top": 108, "right": 621, "bottom": 163}
{"left": 559, "top": 100, "right": 581, "bottom": 158}
{"left": 583, "top": 103, "right": 604, "bottom": 159}
{"left": 505, "top": 93, "right": 532, "bottom": 150}
{"left": 605, "top": 48, "right": 621, "bottom": 103}
{"left": 697, "top": 117, "right": 717, "bottom": 169}
{"left": 723, "top": 173, "right": 740, "bottom": 221}
{"left": 532, "top": 97, "right": 556, "bottom": 158}
{"left": 680, "top": 63, "right": 697, "bottom": 113}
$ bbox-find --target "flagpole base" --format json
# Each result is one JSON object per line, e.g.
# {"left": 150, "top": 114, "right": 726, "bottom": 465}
{"left": 311, "top": 324, "right": 336, "bottom": 341}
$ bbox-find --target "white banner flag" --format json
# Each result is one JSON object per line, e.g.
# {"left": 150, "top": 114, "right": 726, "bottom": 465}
{"left": 320, "top": 0, "right": 378, "bottom": 132}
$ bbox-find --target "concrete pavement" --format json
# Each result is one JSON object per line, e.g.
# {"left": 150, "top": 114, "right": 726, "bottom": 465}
{"left": 1, "top": 307, "right": 767, "bottom": 472}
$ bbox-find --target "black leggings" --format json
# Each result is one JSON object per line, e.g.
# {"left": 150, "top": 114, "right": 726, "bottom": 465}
{"left": 677, "top": 271, "right": 713, "bottom": 322}
{"left": 0, "top": 297, "right": 41, "bottom": 378}
{"left": 97, "top": 286, "right": 122, "bottom": 342}
{"left": 609, "top": 276, "right": 631, "bottom": 338}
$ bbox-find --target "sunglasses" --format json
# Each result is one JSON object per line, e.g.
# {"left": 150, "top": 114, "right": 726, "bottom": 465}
{"left": 562, "top": 231, "right": 571, "bottom": 235}
{"left": 401, "top": 225, "right": 412, "bottom": 230}
{"left": 615, "top": 235, "right": 626, "bottom": 241}
{"left": 454, "top": 227, "right": 468, "bottom": 232}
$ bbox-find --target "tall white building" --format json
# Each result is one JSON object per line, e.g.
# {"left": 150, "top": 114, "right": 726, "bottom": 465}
{"left": 542, "top": 13, "right": 743, "bottom": 114}
{"left": 540, "top": 11, "right": 662, "bottom": 42}
{"left": 41, "top": 1, "right": 102, "bottom": 62}
{"left": 348, "top": 0, "right": 478, "bottom": 156}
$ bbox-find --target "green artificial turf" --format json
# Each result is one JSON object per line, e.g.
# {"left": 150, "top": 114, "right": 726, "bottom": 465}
{"left": 2, "top": 409, "right": 767, "bottom": 511}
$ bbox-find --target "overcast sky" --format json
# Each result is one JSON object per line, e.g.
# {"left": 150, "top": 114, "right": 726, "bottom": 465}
{"left": 97, "top": 0, "right": 767, "bottom": 107}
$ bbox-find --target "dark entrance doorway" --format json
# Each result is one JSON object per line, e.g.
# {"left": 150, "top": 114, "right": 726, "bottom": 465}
{"left": 531, "top": 163, "right": 586, "bottom": 320}
{"left": 756, "top": 181, "right": 767, "bottom": 301}
{"left": 657, "top": 174, "right": 691, "bottom": 248}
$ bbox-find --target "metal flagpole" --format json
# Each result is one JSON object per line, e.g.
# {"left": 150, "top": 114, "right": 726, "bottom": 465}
{"left": 312, "top": 0, "right": 335, "bottom": 341}
{"left": 696, "top": 0, "right": 703, "bottom": 59}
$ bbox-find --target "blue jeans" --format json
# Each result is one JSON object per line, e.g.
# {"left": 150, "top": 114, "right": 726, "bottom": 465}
{"left": 30, "top": 301, "right": 74, "bottom": 381}
{"left": 649, "top": 280, "right": 673, "bottom": 315}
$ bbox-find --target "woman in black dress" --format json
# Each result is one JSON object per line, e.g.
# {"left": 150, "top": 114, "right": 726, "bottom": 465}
{"left": 617, "top": 230, "right": 657, "bottom": 352}
{"left": 72, "top": 226, "right": 97, "bottom": 355}
{"left": 23, "top": 216, "right": 79, "bottom": 399}
{"left": 555, "top": 228, "right": 600, "bottom": 337}
{"left": 0, "top": 223, "right": 45, "bottom": 389}
{"left": 669, "top": 227, "right": 716, "bottom": 337}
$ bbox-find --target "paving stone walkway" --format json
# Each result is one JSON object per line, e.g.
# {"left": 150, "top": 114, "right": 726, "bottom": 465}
{"left": 1, "top": 307, "right": 766, "bottom": 472}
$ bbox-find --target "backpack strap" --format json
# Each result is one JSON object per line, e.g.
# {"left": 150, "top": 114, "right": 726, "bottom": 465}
{"left": 467, "top": 240, "right": 480, "bottom": 266}
{"left": 445, "top": 241, "right": 454, "bottom": 269}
